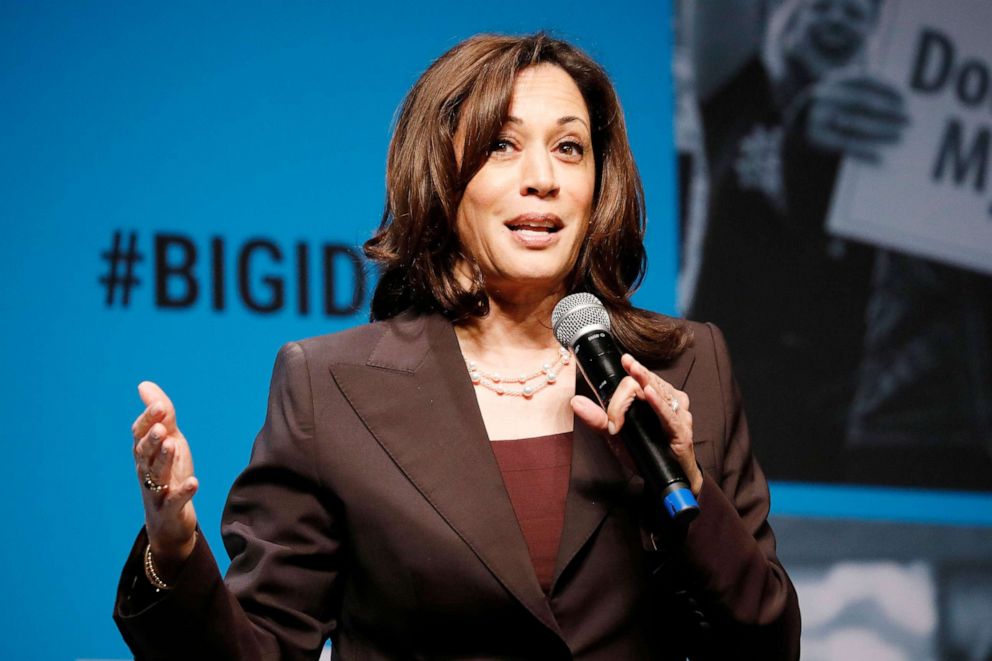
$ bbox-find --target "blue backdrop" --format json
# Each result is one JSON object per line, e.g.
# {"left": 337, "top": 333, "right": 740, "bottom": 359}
{"left": 0, "top": 2, "right": 675, "bottom": 658}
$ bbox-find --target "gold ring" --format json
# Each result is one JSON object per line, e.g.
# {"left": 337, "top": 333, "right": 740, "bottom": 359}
{"left": 143, "top": 472, "right": 166, "bottom": 493}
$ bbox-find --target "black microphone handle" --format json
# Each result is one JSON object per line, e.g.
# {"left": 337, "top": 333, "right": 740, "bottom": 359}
{"left": 573, "top": 329, "right": 698, "bottom": 523}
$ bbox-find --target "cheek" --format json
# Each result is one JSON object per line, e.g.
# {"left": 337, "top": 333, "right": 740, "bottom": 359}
{"left": 571, "top": 168, "right": 596, "bottom": 218}
{"left": 459, "top": 179, "right": 503, "bottom": 235}
{"left": 463, "top": 167, "right": 507, "bottom": 211}
{"left": 455, "top": 208, "right": 480, "bottom": 260}
{"left": 456, "top": 191, "right": 498, "bottom": 256}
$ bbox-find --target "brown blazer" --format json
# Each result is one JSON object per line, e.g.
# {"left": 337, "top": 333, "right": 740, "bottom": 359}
{"left": 115, "top": 311, "right": 800, "bottom": 660}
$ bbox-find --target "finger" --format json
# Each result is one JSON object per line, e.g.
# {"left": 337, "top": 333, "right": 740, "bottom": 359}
{"left": 814, "top": 88, "right": 909, "bottom": 124}
{"left": 570, "top": 395, "right": 609, "bottom": 431}
{"left": 605, "top": 376, "right": 643, "bottom": 436}
{"left": 832, "top": 75, "right": 904, "bottom": 104}
{"left": 620, "top": 354, "right": 681, "bottom": 408}
{"left": 619, "top": 353, "right": 686, "bottom": 429}
{"left": 134, "top": 421, "right": 167, "bottom": 471}
{"left": 643, "top": 383, "right": 690, "bottom": 429}
{"left": 131, "top": 402, "right": 166, "bottom": 444}
{"left": 642, "top": 384, "right": 676, "bottom": 432}
{"left": 643, "top": 385, "right": 695, "bottom": 473}
{"left": 644, "top": 384, "right": 701, "bottom": 492}
{"left": 137, "top": 381, "right": 178, "bottom": 432}
{"left": 146, "top": 433, "right": 176, "bottom": 487}
{"left": 813, "top": 76, "right": 908, "bottom": 117}
{"left": 160, "top": 475, "right": 198, "bottom": 514}
{"left": 620, "top": 354, "right": 657, "bottom": 391}
{"left": 621, "top": 353, "right": 690, "bottom": 423}
{"left": 829, "top": 111, "right": 906, "bottom": 143}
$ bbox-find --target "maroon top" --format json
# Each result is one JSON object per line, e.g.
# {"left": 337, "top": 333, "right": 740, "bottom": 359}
{"left": 490, "top": 431, "right": 573, "bottom": 593}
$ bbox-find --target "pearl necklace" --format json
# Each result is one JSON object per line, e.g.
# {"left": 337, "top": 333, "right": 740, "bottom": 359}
{"left": 466, "top": 347, "right": 571, "bottom": 398}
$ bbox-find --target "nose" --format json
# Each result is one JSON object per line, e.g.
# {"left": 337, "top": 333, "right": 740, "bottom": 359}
{"left": 520, "top": 148, "right": 558, "bottom": 198}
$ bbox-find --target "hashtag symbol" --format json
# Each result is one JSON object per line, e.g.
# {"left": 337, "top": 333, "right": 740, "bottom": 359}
{"left": 99, "top": 230, "right": 143, "bottom": 307}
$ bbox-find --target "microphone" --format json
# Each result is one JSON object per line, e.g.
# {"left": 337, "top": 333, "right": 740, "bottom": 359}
{"left": 552, "top": 293, "right": 699, "bottom": 524}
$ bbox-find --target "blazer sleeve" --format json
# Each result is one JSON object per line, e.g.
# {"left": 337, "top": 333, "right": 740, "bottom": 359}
{"left": 677, "top": 323, "right": 801, "bottom": 659}
{"left": 114, "top": 341, "right": 343, "bottom": 661}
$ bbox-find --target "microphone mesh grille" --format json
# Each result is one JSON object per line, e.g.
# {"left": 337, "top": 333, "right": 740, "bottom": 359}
{"left": 552, "top": 293, "right": 611, "bottom": 348}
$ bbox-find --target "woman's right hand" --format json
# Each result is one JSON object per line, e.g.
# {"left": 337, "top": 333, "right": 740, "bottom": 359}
{"left": 131, "top": 381, "right": 199, "bottom": 577}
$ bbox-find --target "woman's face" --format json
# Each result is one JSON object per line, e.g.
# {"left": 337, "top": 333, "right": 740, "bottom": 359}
{"left": 455, "top": 64, "right": 596, "bottom": 302}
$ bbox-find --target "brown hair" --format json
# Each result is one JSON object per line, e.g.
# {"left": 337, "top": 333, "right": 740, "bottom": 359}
{"left": 363, "top": 32, "right": 691, "bottom": 364}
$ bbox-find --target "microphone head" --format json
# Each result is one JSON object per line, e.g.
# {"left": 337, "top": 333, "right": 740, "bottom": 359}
{"left": 552, "top": 293, "right": 611, "bottom": 349}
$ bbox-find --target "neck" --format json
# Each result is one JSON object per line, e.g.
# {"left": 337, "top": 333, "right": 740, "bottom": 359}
{"left": 454, "top": 290, "right": 562, "bottom": 364}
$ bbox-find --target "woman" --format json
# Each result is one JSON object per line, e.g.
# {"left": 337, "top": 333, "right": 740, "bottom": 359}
{"left": 116, "top": 33, "right": 800, "bottom": 659}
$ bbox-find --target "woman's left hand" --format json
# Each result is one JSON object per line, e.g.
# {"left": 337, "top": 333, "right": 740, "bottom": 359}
{"left": 571, "top": 353, "right": 704, "bottom": 496}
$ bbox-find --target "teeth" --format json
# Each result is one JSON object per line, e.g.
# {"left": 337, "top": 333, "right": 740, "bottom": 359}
{"left": 509, "top": 224, "right": 556, "bottom": 231}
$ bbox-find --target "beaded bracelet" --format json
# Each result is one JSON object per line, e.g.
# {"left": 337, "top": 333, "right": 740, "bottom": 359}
{"left": 143, "top": 533, "right": 197, "bottom": 592}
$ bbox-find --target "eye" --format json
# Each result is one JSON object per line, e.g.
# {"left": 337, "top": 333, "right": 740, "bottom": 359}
{"left": 556, "top": 140, "right": 586, "bottom": 159}
{"left": 489, "top": 137, "right": 516, "bottom": 155}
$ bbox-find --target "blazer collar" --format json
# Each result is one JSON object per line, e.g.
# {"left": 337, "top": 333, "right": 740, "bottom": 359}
{"left": 328, "top": 311, "right": 694, "bottom": 637}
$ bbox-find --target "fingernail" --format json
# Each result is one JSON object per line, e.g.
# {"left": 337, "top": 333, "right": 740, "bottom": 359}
{"left": 608, "top": 421, "right": 617, "bottom": 435}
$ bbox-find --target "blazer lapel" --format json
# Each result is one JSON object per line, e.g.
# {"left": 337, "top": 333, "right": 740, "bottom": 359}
{"left": 551, "top": 412, "right": 632, "bottom": 592}
{"left": 328, "top": 313, "right": 561, "bottom": 635}
{"left": 551, "top": 339, "right": 698, "bottom": 590}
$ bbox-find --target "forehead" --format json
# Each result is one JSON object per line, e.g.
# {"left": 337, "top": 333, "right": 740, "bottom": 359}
{"left": 507, "top": 64, "right": 590, "bottom": 124}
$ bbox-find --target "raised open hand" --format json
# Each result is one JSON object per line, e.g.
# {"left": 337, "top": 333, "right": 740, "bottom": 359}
{"left": 131, "top": 381, "right": 199, "bottom": 570}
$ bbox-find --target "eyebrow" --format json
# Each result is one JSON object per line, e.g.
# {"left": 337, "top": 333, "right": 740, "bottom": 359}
{"left": 506, "top": 115, "right": 590, "bottom": 130}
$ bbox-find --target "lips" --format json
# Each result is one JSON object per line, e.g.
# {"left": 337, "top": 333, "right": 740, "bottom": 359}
{"left": 504, "top": 213, "right": 563, "bottom": 248}
{"left": 505, "top": 213, "right": 563, "bottom": 234}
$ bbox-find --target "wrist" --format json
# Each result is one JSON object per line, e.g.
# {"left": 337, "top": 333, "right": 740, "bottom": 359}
{"left": 147, "top": 532, "right": 197, "bottom": 584}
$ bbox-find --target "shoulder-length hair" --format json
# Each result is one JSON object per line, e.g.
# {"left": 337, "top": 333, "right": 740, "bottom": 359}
{"left": 364, "top": 32, "right": 691, "bottom": 364}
